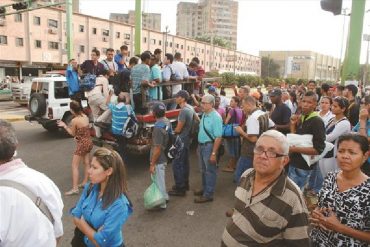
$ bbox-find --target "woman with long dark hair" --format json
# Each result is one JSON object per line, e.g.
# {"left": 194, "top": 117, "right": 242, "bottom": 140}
{"left": 311, "top": 133, "right": 370, "bottom": 246}
{"left": 71, "top": 147, "right": 132, "bottom": 247}
{"left": 58, "top": 100, "right": 93, "bottom": 195}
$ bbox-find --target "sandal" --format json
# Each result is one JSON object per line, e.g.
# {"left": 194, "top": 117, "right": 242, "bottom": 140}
{"left": 78, "top": 183, "right": 86, "bottom": 189}
{"left": 65, "top": 188, "right": 79, "bottom": 196}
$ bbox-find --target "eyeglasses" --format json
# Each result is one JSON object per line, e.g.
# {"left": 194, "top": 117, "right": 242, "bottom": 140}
{"left": 253, "top": 146, "right": 286, "bottom": 158}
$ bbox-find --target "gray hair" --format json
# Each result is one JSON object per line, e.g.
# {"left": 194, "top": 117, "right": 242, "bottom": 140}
{"left": 258, "top": 130, "right": 289, "bottom": 155}
{"left": 0, "top": 120, "right": 18, "bottom": 161}
{"left": 202, "top": 94, "right": 215, "bottom": 106}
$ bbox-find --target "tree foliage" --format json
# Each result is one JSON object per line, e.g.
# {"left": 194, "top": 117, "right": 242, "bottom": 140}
{"left": 261, "top": 56, "right": 281, "bottom": 79}
{"left": 195, "top": 36, "right": 232, "bottom": 49}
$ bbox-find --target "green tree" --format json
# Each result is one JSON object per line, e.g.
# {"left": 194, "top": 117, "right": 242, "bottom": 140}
{"left": 261, "top": 56, "right": 281, "bottom": 78}
{"left": 195, "top": 36, "right": 232, "bottom": 49}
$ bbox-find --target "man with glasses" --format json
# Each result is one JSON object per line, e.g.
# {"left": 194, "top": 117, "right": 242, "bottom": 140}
{"left": 194, "top": 95, "right": 223, "bottom": 203}
{"left": 221, "top": 130, "right": 309, "bottom": 246}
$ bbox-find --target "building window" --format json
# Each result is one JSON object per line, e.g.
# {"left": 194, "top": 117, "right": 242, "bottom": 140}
{"left": 102, "top": 29, "right": 109, "bottom": 36}
{"left": 80, "top": 45, "right": 85, "bottom": 53}
{"left": 48, "top": 41, "right": 59, "bottom": 50}
{"left": 92, "top": 28, "right": 97, "bottom": 35}
{"left": 151, "top": 39, "right": 156, "bottom": 45}
{"left": 14, "top": 14, "right": 22, "bottom": 22}
{"left": 35, "top": 40, "right": 42, "bottom": 48}
{"left": 159, "top": 40, "right": 162, "bottom": 45}
{"left": 124, "top": 33, "right": 130, "bottom": 40}
{"left": 0, "top": 35, "right": 7, "bottom": 45}
{"left": 170, "top": 42, "right": 173, "bottom": 47}
{"left": 33, "top": 16, "right": 41, "bottom": 25}
{"left": 143, "top": 37, "right": 147, "bottom": 43}
{"left": 187, "top": 46, "right": 189, "bottom": 51}
{"left": 181, "top": 45, "right": 184, "bottom": 49}
{"left": 176, "top": 43, "right": 179, "bottom": 48}
{"left": 79, "top": 25, "right": 84, "bottom": 32}
{"left": 116, "top": 32, "right": 120, "bottom": 39}
{"left": 15, "top": 38, "right": 23, "bottom": 47}
{"left": 48, "top": 19, "right": 58, "bottom": 28}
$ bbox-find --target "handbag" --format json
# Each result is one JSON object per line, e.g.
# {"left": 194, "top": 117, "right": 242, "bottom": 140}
{"left": 202, "top": 116, "right": 224, "bottom": 162}
{"left": 71, "top": 184, "right": 94, "bottom": 247}
{"left": 222, "top": 109, "right": 240, "bottom": 138}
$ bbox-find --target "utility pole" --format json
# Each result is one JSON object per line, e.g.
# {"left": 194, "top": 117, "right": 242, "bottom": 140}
{"left": 342, "top": 0, "right": 366, "bottom": 82}
{"left": 134, "top": 0, "right": 142, "bottom": 55}
{"left": 164, "top": 25, "right": 169, "bottom": 54}
{"left": 363, "top": 34, "right": 370, "bottom": 86}
{"left": 66, "top": 0, "right": 73, "bottom": 61}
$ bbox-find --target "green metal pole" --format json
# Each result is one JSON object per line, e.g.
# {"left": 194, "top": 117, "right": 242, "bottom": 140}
{"left": 66, "top": 0, "right": 73, "bottom": 61}
{"left": 342, "top": 0, "right": 366, "bottom": 82}
{"left": 134, "top": 0, "right": 142, "bottom": 55}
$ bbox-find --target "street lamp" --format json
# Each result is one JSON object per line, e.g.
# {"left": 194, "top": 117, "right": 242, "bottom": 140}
{"left": 163, "top": 25, "right": 169, "bottom": 55}
{"left": 339, "top": 8, "right": 350, "bottom": 63}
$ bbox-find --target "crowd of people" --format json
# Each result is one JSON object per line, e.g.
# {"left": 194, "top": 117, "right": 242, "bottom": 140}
{"left": 1, "top": 43, "right": 370, "bottom": 246}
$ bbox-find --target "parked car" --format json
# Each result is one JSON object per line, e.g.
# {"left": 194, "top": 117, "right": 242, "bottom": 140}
{"left": 12, "top": 82, "right": 31, "bottom": 105}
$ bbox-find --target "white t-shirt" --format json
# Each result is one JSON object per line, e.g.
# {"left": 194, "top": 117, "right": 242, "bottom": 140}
{"left": 102, "top": 59, "right": 118, "bottom": 72}
{"left": 220, "top": 96, "right": 230, "bottom": 108}
{"left": 0, "top": 159, "right": 64, "bottom": 239}
{"left": 246, "top": 109, "right": 275, "bottom": 135}
{"left": 0, "top": 187, "right": 56, "bottom": 247}
{"left": 171, "top": 61, "right": 189, "bottom": 95}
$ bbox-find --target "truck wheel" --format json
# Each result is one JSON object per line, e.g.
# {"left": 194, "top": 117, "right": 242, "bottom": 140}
{"left": 29, "top": 93, "right": 46, "bottom": 117}
{"left": 43, "top": 125, "right": 58, "bottom": 132}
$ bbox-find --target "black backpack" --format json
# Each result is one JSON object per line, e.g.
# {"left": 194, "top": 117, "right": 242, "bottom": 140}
{"left": 154, "top": 121, "right": 184, "bottom": 162}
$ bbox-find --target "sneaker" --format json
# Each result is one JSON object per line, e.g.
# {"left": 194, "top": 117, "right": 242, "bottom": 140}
{"left": 168, "top": 189, "right": 186, "bottom": 197}
{"left": 193, "top": 189, "right": 204, "bottom": 196}
{"left": 194, "top": 196, "right": 213, "bottom": 203}
{"left": 171, "top": 184, "right": 189, "bottom": 191}
{"left": 65, "top": 188, "right": 79, "bottom": 196}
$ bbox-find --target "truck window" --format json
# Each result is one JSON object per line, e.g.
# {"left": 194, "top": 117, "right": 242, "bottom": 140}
{"left": 54, "top": 81, "right": 69, "bottom": 99}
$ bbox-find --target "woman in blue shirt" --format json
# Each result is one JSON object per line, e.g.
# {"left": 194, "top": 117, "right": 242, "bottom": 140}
{"left": 71, "top": 147, "right": 132, "bottom": 247}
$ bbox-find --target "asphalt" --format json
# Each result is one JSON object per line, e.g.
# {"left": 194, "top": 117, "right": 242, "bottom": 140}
{"left": 12, "top": 121, "right": 237, "bottom": 247}
{"left": 0, "top": 100, "right": 28, "bottom": 122}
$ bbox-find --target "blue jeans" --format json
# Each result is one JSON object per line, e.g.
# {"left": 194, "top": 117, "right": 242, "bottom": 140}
{"left": 234, "top": 156, "right": 253, "bottom": 183}
{"left": 288, "top": 165, "right": 312, "bottom": 191}
{"left": 307, "top": 163, "right": 323, "bottom": 194}
{"left": 154, "top": 163, "right": 168, "bottom": 208}
{"left": 172, "top": 147, "right": 189, "bottom": 190}
{"left": 198, "top": 143, "right": 218, "bottom": 198}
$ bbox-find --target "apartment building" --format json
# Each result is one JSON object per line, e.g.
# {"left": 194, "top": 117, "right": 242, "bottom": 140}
{"left": 110, "top": 11, "right": 161, "bottom": 32}
{"left": 259, "top": 50, "right": 340, "bottom": 81}
{"left": 177, "top": 0, "right": 238, "bottom": 49}
{"left": 0, "top": 2, "right": 260, "bottom": 79}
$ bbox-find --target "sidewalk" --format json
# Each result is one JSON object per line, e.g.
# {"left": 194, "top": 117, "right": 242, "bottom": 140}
{"left": 1, "top": 114, "right": 25, "bottom": 122}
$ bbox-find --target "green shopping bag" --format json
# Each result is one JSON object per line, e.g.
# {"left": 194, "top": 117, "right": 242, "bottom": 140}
{"left": 143, "top": 174, "right": 166, "bottom": 210}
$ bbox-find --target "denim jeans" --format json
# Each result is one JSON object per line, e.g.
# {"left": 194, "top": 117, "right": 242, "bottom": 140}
{"left": 288, "top": 165, "right": 312, "bottom": 191}
{"left": 234, "top": 156, "right": 253, "bottom": 183}
{"left": 154, "top": 163, "right": 168, "bottom": 208}
{"left": 172, "top": 147, "right": 189, "bottom": 190}
{"left": 307, "top": 163, "right": 323, "bottom": 194}
{"left": 198, "top": 143, "right": 218, "bottom": 199}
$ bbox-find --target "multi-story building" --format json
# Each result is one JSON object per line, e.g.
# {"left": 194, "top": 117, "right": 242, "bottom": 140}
{"left": 177, "top": 0, "right": 238, "bottom": 49}
{"left": 110, "top": 11, "right": 161, "bottom": 32}
{"left": 0, "top": 0, "right": 260, "bottom": 79}
{"left": 259, "top": 50, "right": 340, "bottom": 81}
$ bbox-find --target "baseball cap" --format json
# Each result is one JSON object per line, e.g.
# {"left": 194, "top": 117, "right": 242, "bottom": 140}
{"left": 175, "top": 90, "right": 190, "bottom": 100}
{"left": 208, "top": 86, "right": 216, "bottom": 93}
{"left": 269, "top": 88, "right": 282, "bottom": 97}
{"left": 152, "top": 102, "right": 166, "bottom": 116}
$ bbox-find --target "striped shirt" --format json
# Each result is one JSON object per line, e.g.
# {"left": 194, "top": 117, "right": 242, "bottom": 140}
{"left": 109, "top": 103, "right": 133, "bottom": 135}
{"left": 221, "top": 169, "right": 309, "bottom": 247}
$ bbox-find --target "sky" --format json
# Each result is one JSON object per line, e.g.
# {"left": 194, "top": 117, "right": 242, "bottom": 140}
{"left": 79, "top": 0, "right": 370, "bottom": 63}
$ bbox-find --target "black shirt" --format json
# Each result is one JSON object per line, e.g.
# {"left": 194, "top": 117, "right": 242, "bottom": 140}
{"left": 80, "top": 60, "right": 105, "bottom": 76}
{"left": 270, "top": 103, "right": 291, "bottom": 135}
{"left": 347, "top": 99, "right": 360, "bottom": 127}
{"left": 289, "top": 115, "right": 326, "bottom": 170}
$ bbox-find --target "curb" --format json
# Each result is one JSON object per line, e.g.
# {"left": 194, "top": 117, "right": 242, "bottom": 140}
{"left": 1, "top": 115, "right": 25, "bottom": 123}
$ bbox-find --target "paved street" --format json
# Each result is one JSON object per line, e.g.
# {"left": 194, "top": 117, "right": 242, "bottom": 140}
{"left": 12, "top": 121, "right": 237, "bottom": 247}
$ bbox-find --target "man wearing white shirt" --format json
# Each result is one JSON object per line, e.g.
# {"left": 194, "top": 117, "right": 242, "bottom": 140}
{"left": 0, "top": 120, "right": 64, "bottom": 246}
{"left": 102, "top": 48, "right": 119, "bottom": 73}
{"left": 171, "top": 52, "right": 189, "bottom": 96}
